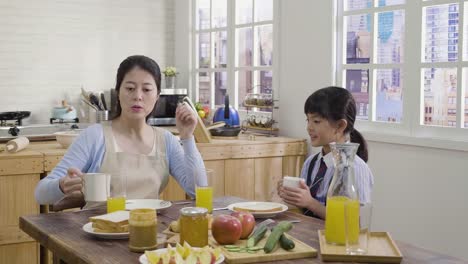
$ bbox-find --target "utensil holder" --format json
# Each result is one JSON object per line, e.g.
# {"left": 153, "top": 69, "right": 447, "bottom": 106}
{"left": 96, "top": 110, "right": 109, "bottom": 123}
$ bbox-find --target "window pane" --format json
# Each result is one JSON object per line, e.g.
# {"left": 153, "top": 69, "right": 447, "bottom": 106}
{"left": 255, "top": 0, "right": 273, "bottom": 22}
{"left": 423, "top": 68, "right": 457, "bottom": 127}
{"left": 345, "top": 0, "right": 373, "bottom": 11}
{"left": 214, "top": 31, "right": 227, "bottom": 68}
{"left": 345, "top": 69, "right": 369, "bottom": 120}
{"left": 236, "top": 27, "right": 253, "bottom": 67}
{"left": 236, "top": 0, "right": 253, "bottom": 24}
{"left": 198, "top": 72, "right": 211, "bottom": 105}
{"left": 214, "top": 72, "right": 228, "bottom": 105}
{"left": 257, "top": 70, "right": 273, "bottom": 94}
{"left": 378, "top": 0, "right": 405, "bottom": 7}
{"left": 377, "top": 10, "right": 405, "bottom": 63}
{"left": 212, "top": 0, "right": 227, "bottom": 28}
{"left": 423, "top": 4, "right": 459, "bottom": 63}
{"left": 463, "top": 4, "right": 468, "bottom": 60}
{"left": 198, "top": 33, "right": 211, "bottom": 68}
{"left": 238, "top": 71, "right": 253, "bottom": 108}
{"left": 197, "top": 0, "right": 210, "bottom": 30}
{"left": 376, "top": 69, "right": 403, "bottom": 123}
{"left": 464, "top": 68, "right": 468, "bottom": 128}
{"left": 256, "top": 24, "right": 273, "bottom": 66}
{"left": 346, "top": 14, "right": 371, "bottom": 64}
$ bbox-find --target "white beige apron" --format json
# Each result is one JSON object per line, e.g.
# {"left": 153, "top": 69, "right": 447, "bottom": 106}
{"left": 99, "top": 124, "right": 170, "bottom": 199}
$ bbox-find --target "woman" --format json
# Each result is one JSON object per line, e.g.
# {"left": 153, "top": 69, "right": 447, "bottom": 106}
{"left": 278, "top": 86, "right": 373, "bottom": 219}
{"left": 35, "top": 55, "right": 205, "bottom": 206}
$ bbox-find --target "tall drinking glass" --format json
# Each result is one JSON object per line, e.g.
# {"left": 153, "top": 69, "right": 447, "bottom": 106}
{"left": 107, "top": 173, "right": 127, "bottom": 213}
{"left": 195, "top": 168, "right": 213, "bottom": 213}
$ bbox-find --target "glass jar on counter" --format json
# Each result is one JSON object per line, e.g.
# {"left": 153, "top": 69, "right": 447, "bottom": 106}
{"left": 129, "top": 209, "right": 158, "bottom": 252}
{"left": 179, "top": 207, "right": 208, "bottom": 247}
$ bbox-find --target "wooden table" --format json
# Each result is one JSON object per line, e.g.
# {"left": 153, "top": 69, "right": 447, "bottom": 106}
{"left": 20, "top": 197, "right": 466, "bottom": 264}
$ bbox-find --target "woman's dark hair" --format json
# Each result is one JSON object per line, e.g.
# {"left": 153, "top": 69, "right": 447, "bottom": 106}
{"left": 304, "top": 86, "right": 368, "bottom": 162}
{"left": 113, "top": 55, "right": 161, "bottom": 119}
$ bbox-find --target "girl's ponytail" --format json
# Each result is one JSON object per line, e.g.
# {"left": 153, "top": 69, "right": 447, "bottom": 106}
{"left": 350, "top": 129, "right": 368, "bottom": 162}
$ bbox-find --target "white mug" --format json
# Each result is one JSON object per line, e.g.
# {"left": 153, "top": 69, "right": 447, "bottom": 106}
{"left": 83, "top": 173, "right": 110, "bottom": 202}
{"left": 283, "top": 176, "right": 303, "bottom": 188}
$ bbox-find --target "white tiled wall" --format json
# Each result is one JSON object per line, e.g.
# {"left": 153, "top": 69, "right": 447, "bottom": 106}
{"left": 0, "top": 0, "right": 174, "bottom": 124}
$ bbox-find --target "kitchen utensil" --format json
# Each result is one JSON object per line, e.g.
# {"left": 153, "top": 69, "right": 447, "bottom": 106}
{"left": 100, "top": 93, "right": 108, "bottom": 111}
{"left": 5, "top": 136, "right": 29, "bottom": 153}
{"left": 81, "top": 98, "right": 99, "bottom": 111}
{"left": 89, "top": 93, "right": 102, "bottom": 111}
{"left": 213, "top": 94, "right": 240, "bottom": 126}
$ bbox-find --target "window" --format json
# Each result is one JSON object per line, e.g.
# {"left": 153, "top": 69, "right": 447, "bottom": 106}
{"left": 192, "top": 0, "right": 276, "bottom": 111}
{"left": 335, "top": 0, "right": 468, "bottom": 142}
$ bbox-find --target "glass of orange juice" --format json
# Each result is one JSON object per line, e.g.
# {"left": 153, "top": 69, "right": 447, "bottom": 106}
{"left": 195, "top": 168, "right": 213, "bottom": 213}
{"left": 107, "top": 173, "right": 126, "bottom": 213}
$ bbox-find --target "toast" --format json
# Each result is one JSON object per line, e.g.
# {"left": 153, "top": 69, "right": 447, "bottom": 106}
{"left": 233, "top": 204, "right": 283, "bottom": 213}
{"left": 89, "top": 210, "right": 129, "bottom": 233}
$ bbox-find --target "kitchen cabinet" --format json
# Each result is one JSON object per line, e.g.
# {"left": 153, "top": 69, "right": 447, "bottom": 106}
{"left": 0, "top": 149, "right": 42, "bottom": 264}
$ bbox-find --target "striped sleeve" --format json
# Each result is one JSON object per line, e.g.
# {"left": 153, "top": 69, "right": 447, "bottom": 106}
{"left": 354, "top": 157, "right": 374, "bottom": 204}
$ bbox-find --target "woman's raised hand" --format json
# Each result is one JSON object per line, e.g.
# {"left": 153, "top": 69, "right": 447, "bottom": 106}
{"left": 176, "top": 103, "right": 198, "bottom": 139}
{"left": 59, "top": 167, "right": 84, "bottom": 198}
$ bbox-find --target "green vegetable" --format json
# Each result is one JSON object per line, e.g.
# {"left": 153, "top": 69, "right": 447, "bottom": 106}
{"left": 263, "top": 221, "right": 293, "bottom": 253}
{"left": 279, "top": 233, "right": 295, "bottom": 250}
{"left": 227, "top": 248, "right": 241, "bottom": 252}
{"left": 224, "top": 245, "right": 239, "bottom": 249}
{"left": 247, "top": 224, "right": 268, "bottom": 248}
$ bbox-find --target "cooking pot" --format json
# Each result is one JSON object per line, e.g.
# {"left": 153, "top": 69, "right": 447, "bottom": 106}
{"left": 52, "top": 102, "right": 77, "bottom": 120}
{"left": 212, "top": 95, "right": 240, "bottom": 126}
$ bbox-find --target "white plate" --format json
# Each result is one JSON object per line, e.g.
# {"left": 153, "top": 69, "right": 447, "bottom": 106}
{"left": 82, "top": 222, "right": 129, "bottom": 239}
{"left": 125, "top": 199, "right": 172, "bottom": 211}
{"left": 227, "top": 202, "right": 288, "bottom": 218}
{"left": 139, "top": 248, "right": 224, "bottom": 264}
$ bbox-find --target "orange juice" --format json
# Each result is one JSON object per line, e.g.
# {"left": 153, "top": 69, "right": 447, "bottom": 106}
{"left": 107, "top": 196, "right": 126, "bottom": 213}
{"left": 195, "top": 186, "right": 213, "bottom": 213}
{"left": 325, "top": 196, "right": 360, "bottom": 245}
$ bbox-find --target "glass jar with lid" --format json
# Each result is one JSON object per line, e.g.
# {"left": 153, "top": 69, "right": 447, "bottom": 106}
{"left": 129, "top": 209, "right": 158, "bottom": 252}
{"left": 179, "top": 207, "right": 209, "bottom": 247}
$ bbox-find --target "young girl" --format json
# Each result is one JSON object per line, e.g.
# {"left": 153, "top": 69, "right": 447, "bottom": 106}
{"left": 278, "top": 86, "right": 374, "bottom": 219}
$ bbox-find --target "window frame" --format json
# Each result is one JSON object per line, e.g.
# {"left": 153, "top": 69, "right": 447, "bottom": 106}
{"left": 190, "top": 0, "right": 279, "bottom": 112}
{"left": 334, "top": 0, "right": 468, "bottom": 148}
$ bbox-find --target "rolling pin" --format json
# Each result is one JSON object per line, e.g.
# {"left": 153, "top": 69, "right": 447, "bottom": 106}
{"left": 6, "top": 137, "right": 30, "bottom": 153}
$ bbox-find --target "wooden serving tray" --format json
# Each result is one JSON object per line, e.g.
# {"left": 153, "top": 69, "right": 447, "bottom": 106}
{"left": 318, "top": 230, "right": 403, "bottom": 263}
{"left": 210, "top": 233, "right": 317, "bottom": 264}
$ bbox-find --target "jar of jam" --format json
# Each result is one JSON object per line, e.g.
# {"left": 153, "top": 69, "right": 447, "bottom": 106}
{"left": 179, "top": 207, "right": 208, "bottom": 247}
{"left": 129, "top": 209, "right": 157, "bottom": 252}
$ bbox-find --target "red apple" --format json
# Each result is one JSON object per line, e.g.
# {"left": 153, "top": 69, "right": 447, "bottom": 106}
{"left": 211, "top": 215, "right": 242, "bottom": 245}
{"left": 231, "top": 211, "right": 256, "bottom": 239}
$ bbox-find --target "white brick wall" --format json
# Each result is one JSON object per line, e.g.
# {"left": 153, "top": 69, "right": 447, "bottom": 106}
{"left": 0, "top": 0, "right": 175, "bottom": 124}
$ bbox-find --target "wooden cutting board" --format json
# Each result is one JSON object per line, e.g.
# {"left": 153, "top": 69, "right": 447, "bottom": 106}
{"left": 209, "top": 233, "right": 317, "bottom": 264}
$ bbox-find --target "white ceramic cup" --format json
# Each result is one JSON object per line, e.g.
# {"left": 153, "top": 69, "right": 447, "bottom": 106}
{"left": 83, "top": 173, "right": 110, "bottom": 202}
{"left": 283, "top": 176, "right": 303, "bottom": 188}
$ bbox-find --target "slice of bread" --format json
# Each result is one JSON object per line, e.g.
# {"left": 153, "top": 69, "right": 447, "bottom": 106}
{"left": 233, "top": 203, "right": 283, "bottom": 213}
{"left": 89, "top": 210, "right": 129, "bottom": 233}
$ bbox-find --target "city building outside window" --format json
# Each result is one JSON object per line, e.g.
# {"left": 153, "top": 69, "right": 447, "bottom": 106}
{"left": 335, "top": 0, "right": 468, "bottom": 143}
{"left": 191, "top": 0, "right": 276, "bottom": 112}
